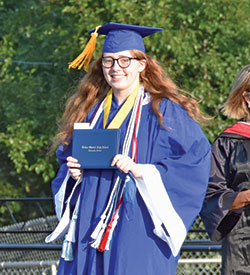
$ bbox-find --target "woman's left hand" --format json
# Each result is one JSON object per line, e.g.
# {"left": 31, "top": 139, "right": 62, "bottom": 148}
{"left": 111, "top": 154, "right": 142, "bottom": 178}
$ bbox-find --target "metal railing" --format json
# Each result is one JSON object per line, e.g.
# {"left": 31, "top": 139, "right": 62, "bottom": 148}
{"left": 0, "top": 241, "right": 221, "bottom": 252}
{"left": 0, "top": 198, "right": 222, "bottom": 274}
{"left": 0, "top": 197, "right": 54, "bottom": 227}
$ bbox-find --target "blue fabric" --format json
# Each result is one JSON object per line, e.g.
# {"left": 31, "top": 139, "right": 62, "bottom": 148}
{"left": 102, "top": 30, "right": 146, "bottom": 53}
{"left": 88, "top": 22, "right": 163, "bottom": 53}
{"left": 52, "top": 97, "right": 211, "bottom": 275}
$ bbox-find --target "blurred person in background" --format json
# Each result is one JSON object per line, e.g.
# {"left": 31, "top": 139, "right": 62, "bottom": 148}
{"left": 201, "top": 64, "right": 250, "bottom": 275}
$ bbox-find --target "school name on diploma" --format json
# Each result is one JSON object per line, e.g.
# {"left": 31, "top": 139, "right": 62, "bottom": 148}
{"left": 81, "top": 145, "right": 110, "bottom": 152}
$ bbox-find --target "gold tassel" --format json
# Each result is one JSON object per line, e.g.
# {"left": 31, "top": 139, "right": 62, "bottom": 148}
{"left": 68, "top": 25, "right": 101, "bottom": 71}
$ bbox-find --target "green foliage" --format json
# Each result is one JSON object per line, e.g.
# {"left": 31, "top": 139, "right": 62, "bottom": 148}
{"left": 0, "top": 0, "right": 249, "bottom": 224}
{"left": 163, "top": 0, "right": 250, "bottom": 140}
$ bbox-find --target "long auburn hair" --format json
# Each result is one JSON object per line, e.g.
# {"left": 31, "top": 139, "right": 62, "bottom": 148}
{"left": 53, "top": 50, "right": 207, "bottom": 149}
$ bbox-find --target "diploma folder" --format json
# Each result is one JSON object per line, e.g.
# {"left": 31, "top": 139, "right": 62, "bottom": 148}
{"left": 72, "top": 128, "right": 120, "bottom": 169}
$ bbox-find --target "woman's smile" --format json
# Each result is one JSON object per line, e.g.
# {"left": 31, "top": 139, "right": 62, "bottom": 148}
{"left": 102, "top": 50, "right": 146, "bottom": 102}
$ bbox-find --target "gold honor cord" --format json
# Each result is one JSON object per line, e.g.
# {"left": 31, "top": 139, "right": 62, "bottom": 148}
{"left": 103, "top": 82, "right": 140, "bottom": 129}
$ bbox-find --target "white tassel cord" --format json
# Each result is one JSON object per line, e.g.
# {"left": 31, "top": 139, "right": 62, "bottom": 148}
{"left": 105, "top": 187, "right": 125, "bottom": 250}
{"left": 105, "top": 211, "right": 120, "bottom": 251}
{"left": 90, "top": 176, "right": 121, "bottom": 240}
{"left": 60, "top": 176, "right": 82, "bottom": 262}
{"left": 90, "top": 213, "right": 106, "bottom": 240}
{"left": 89, "top": 85, "right": 144, "bottom": 252}
{"left": 89, "top": 101, "right": 105, "bottom": 129}
{"left": 122, "top": 85, "right": 143, "bottom": 156}
{"left": 61, "top": 240, "right": 74, "bottom": 261}
{"left": 90, "top": 177, "right": 122, "bottom": 248}
{"left": 45, "top": 175, "right": 82, "bottom": 244}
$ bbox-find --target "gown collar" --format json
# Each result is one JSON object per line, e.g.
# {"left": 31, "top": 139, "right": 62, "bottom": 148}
{"left": 223, "top": 122, "right": 250, "bottom": 139}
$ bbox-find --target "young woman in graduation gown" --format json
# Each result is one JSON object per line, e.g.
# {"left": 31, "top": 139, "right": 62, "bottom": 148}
{"left": 46, "top": 23, "right": 211, "bottom": 275}
{"left": 201, "top": 64, "right": 250, "bottom": 275}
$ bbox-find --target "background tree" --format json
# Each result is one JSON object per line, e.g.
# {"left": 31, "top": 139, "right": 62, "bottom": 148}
{"left": 0, "top": 0, "right": 249, "bottom": 224}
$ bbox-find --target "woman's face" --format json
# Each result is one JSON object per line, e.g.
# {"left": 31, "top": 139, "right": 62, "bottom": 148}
{"left": 102, "top": 50, "right": 146, "bottom": 95}
{"left": 243, "top": 91, "right": 250, "bottom": 106}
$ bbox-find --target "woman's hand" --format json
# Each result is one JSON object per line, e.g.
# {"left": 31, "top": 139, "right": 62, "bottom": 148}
{"left": 231, "top": 189, "right": 250, "bottom": 210}
{"left": 66, "top": 156, "right": 82, "bottom": 180}
{"left": 111, "top": 154, "right": 142, "bottom": 178}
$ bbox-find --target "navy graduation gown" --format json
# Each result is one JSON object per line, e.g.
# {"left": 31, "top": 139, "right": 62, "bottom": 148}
{"left": 51, "top": 96, "right": 211, "bottom": 275}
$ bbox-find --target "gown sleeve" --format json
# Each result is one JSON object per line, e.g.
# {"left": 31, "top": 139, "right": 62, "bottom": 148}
{"left": 51, "top": 142, "right": 79, "bottom": 220}
{"left": 200, "top": 136, "right": 242, "bottom": 242}
{"left": 51, "top": 106, "right": 101, "bottom": 220}
{"left": 135, "top": 99, "right": 211, "bottom": 256}
{"left": 45, "top": 142, "right": 82, "bottom": 243}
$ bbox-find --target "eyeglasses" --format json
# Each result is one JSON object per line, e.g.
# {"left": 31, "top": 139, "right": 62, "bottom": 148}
{"left": 102, "top": 56, "right": 139, "bottom": 68}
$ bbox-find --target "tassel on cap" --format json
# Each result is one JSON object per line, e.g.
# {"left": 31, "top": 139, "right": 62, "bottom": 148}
{"left": 68, "top": 25, "right": 101, "bottom": 71}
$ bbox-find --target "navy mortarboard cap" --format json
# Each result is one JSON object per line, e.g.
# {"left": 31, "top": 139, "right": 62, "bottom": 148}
{"left": 68, "top": 22, "right": 163, "bottom": 71}
{"left": 89, "top": 22, "right": 163, "bottom": 53}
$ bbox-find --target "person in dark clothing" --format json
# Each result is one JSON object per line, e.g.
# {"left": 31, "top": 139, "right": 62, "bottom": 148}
{"left": 200, "top": 64, "right": 250, "bottom": 275}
